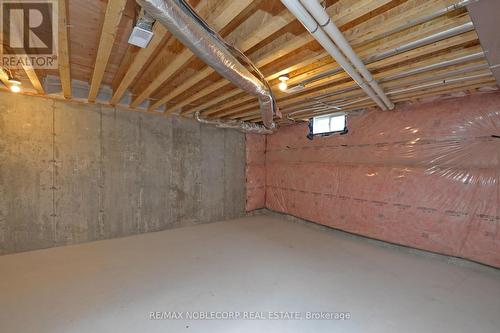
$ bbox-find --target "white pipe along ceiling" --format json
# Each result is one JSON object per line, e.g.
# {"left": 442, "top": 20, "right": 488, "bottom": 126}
{"left": 288, "top": 0, "right": 476, "bottom": 95}
{"left": 280, "top": 0, "right": 390, "bottom": 111}
{"left": 299, "top": 0, "right": 395, "bottom": 110}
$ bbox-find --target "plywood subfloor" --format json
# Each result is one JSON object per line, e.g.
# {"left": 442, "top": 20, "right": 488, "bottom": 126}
{"left": 1, "top": 215, "right": 499, "bottom": 332}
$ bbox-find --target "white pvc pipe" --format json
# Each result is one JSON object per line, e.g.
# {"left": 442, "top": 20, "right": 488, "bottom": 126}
{"left": 280, "top": 0, "right": 388, "bottom": 111}
{"left": 365, "top": 22, "right": 474, "bottom": 64}
{"left": 300, "top": 0, "right": 394, "bottom": 110}
{"left": 381, "top": 51, "right": 485, "bottom": 82}
{"left": 286, "top": 71, "right": 492, "bottom": 119}
{"left": 295, "top": 22, "right": 475, "bottom": 88}
{"left": 361, "top": 0, "right": 477, "bottom": 45}
{"left": 387, "top": 72, "right": 491, "bottom": 95}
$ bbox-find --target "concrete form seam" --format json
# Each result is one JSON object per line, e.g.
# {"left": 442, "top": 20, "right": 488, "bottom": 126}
{"left": 51, "top": 100, "right": 57, "bottom": 244}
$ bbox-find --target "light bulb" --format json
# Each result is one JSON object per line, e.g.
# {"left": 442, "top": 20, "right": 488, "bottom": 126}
{"left": 10, "top": 84, "right": 21, "bottom": 93}
{"left": 279, "top": 81, "right": 287, "bottom": 91}
{"left": 8, "top": 78, "right": 21, "bottom": 85}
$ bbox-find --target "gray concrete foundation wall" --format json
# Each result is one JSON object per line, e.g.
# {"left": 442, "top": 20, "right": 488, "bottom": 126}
{"left": 0, "top": 92, "right": 246, "bottom": 254}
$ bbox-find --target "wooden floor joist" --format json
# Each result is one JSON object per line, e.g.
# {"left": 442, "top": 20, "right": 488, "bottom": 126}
{"left": 58, "top": 0, "right": 72, "bottom": 99}
{"left": 21, "top": 67, "right": 45, "bottom": 94}
{"left": 175, "top": 0, "right": 467, "bottom": 117}
{"left": 203, "top": 19, "right": 479, "bottom": 120}
{"left": 155, "top": 0, "right": 395, "bottom": 114}
{"left": 234, "top": 38, "right": 484, "bottom": 120}
{"left": 0, "top": 68, "right": 11, "bottom": 89}
{"left": 1, "top": 0, "right": 497, "bottom": 121}
{"left": 110, "top": 22, "right": 168, "bottom": 105}
{"left": 88, "top": 0, "right": 128, "bottom": 103}
{"left": 130, "top": 0, "right": 254, "bottom": 109}
{"left": 283, "top": 79, "right": 497, "bottom": 122}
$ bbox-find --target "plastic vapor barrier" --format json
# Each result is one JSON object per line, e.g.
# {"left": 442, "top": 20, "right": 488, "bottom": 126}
{"left": 246, "top": 134, "right": 267, "bottom": 211}
{"left": 246, "top": 92, "right": 500, "bottom": 268}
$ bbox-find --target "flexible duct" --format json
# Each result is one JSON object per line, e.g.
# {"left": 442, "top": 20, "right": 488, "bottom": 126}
{"left": 136, "top": 8, "right": 155, "bottom": 31}
{"left": 194, "top": 112, "right": 273, "bottom": 134}
{"left": 136, "top": 0, "right": 277, "bottom": 131}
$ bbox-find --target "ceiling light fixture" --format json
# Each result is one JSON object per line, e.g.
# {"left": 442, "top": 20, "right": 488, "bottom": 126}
{"left": 8, "top": 78, "right": 21, "bottom": 86}
{"left": 278, "top": 74, "right": 289, "bottom": 91}
{"left": 6, "top": 71, "right": 22, "bottom": 93}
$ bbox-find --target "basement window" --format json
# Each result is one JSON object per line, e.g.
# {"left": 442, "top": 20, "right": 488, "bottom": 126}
{"left": 307, "top": 113, "right": 348, "bottom": 139}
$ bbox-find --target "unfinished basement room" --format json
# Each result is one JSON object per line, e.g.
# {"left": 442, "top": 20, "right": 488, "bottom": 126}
{"left": 1, "top": 0, "right": 500, "bottom": 332}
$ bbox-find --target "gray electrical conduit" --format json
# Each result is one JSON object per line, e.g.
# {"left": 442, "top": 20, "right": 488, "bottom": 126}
{"left": 136, "top": 0, "right": 277, "bottom": 133}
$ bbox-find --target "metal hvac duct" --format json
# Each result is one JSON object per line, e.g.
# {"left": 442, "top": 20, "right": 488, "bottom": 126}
{"left": 194, "top": 112, "right": 273, "bottom": 134}
{"left": 136, "top": 0, "right": 277, "bottom": 132}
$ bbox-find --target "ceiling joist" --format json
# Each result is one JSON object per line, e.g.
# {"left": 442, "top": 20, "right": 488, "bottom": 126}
{"left": 88, "top": 0, "right": 128, "bottom": 103}
{"left": 129, "top": 0, "right": 255, "bottom": 109}
{"left": 1, "top": 0, "right": 497, "bottom": 124}
{"left": 58, "top": 0, "right": 72, "bottom": 99}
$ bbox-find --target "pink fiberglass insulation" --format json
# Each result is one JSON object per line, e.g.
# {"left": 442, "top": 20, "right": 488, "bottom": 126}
{"left": 245, "top": 134, "right": 266, "bottom": 211}
{"left": 246, "top": 92, "right": 500, "bottom": 268}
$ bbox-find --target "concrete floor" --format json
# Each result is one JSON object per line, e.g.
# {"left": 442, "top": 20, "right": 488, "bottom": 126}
{"left": 1, "top": 215, "right": 499, "bottom": 333}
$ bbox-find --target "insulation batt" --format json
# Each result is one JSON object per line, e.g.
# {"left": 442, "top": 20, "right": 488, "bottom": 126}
{"left": 246, "top": 134, "right": 266, "bottom": 210}
{"left": 246, "top": 92, "right": 500, "bottom": 268}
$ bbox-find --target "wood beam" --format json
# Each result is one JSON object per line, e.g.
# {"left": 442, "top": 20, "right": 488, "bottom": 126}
{"left": 175, "top": 0, "right": 459, "bottom": 116}
{"left": 148, "top": 4, "right": 295, "bottom": 113}
{"left": 58, "top": 0, "right": 71, "bottom": 98}
{"left": 283, "top": 78, "right": 497, "bottom": 122}
{"left": 110, "top": 22, "right": 167, "bottom": 105}
{"left": 237, "top": 45, "right": 485, "bottom": 120}
{"left": 0, "top": 68, "right": 11, "bottom": 88}
{"left": 130, "top": 0, "right": 254, "bottom": 108}
{"left": 150, "top": 0, "right": 395, "bottom": 113}
{"left": 22, "top": 67, "right": 44, "bottom": 94}
{"left": 232, "top": 25, "right": 479, "bottom": 117}
{"left": 88, "top": 0, "right": 128, "bottom": 103}
{"left": 180, "top": 52, "right": 327, "bottom": 117}
{"left": 245, "top": 75, "right": 496, "bottom": 122}
{"left": 198, "top": 14, "right": 477, "bottom": 119}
